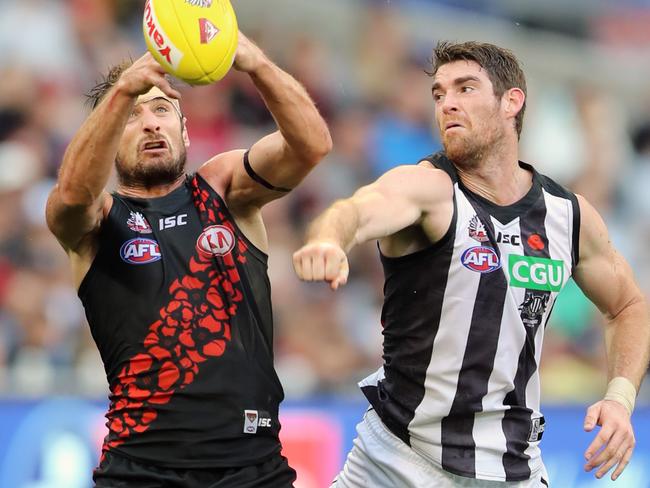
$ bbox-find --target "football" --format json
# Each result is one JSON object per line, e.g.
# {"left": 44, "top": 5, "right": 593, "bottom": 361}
{"left": 143, "top": 0, "right": 238, "bottom": 85}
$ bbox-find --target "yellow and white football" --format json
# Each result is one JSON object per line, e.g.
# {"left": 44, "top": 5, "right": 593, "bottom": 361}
{"left": 143, "top": 0, "right": 238, "bottom": 85}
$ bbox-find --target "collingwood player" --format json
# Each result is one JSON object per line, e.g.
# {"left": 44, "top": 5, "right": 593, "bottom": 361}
{"left": 46, "top": 33, "right": 331, "bottom": 487}
{"left": 293, "top": 41, "right": 650, "bottom": 487}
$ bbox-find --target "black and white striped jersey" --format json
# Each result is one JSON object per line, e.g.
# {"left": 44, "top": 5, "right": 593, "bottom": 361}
{"left": 360, "top": 152, "right": 580, "bottom": 482}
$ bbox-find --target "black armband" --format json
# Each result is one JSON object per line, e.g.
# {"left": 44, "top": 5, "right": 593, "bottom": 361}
{"left": 243, "top": 151, "right": 292, "bottom": 193}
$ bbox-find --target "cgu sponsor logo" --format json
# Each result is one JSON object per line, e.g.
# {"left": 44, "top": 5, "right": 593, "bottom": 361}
{"left": 461, "top": 246, "right": 501, "bottom": 273}
{"left": 120, "top": 238, "right": 161, "bottom": 264}
{"left": 143, "top": 0, "right": 183, "bottom": 68}
{"left": 508, "top": 255, "right": 564, "bottom": 292}
{"left": 196, "top": 225, "right": 235, "bottom": 257}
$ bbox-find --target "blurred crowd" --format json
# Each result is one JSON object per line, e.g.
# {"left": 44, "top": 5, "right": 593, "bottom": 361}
{"left": 0, "top": 0, "right": 649, "bottom": 406}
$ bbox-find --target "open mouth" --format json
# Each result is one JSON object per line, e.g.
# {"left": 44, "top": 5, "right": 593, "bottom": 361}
{"left": 141, "top": 140, "right": 168, "bottom": 152}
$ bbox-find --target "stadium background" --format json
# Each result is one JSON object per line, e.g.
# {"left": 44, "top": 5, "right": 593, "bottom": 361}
{"left": 0, "top": 0, "right": 649, "bottom": 486}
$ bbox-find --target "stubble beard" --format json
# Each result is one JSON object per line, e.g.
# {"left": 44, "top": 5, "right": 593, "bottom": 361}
{"left": 443, "top": 132, "right": 484, "bottom": 169}
{"left": 116, "top": 146, "right": 187, "bottom": 190}
{"left": 442, "top": 115, "right": 505, "bottom": 170}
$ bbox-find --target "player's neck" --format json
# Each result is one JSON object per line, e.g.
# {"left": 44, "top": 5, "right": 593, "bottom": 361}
{"left": 456, "top": 146, "right": 532, "bottom": 206}
{"left": 117, "top": 175, "right": 186, "bottom": 199}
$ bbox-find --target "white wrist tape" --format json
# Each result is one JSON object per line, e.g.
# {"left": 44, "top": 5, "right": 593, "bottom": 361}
{"left": 604, "top": 376, "right": 637, "bottom": 416}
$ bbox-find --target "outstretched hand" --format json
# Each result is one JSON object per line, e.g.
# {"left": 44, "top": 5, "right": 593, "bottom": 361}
{"left": 293, "top": 241, "right": 349, "bottom": 291}
{"left": 117, "top": 52, "right": 182, "bottom": 100}
{"left": 583, "top": 400, "right": 635, "bottom": 481}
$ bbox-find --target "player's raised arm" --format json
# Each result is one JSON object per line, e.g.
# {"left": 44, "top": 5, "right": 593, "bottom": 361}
{"left": 572, "top": 195, "right": 650, "bottom": 481}
{"left": 293, "top": 164, "right": 454, "bottom": 290}
{"left": 219, "top": 32, "right": 332, "bottom": 207}
{"left": 46, "top": 53, "right": 181, "bottom": 252}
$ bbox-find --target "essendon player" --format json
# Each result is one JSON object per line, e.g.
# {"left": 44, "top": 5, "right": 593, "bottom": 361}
{"left": 46, "top": 32, "right": 331, "bottom": 487}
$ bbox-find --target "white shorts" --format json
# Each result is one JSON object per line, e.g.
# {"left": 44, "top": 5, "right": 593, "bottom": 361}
{"left": 332, "top": 409, "right": 549, "bottom": 488}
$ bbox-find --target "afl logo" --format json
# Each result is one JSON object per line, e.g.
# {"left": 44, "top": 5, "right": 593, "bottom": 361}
{"left": 461, "top": 246, "right": 501, "bottom": 273}
{"left": 120, "top": 238, "right": 161, "bottom": 264}
{"left": 196, "top": 225, "right": 236, "bottom": 257}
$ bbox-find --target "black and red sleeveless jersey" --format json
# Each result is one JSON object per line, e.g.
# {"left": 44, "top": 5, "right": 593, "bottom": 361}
{"left": 78, "top": 174, "right": 285, "bottom": 468}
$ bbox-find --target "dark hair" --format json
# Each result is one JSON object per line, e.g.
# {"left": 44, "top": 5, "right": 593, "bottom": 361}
{"left": 86, "top": 60, "right": 134, "bottom": 109}
{"left": 430, "top": 41, "right": 527, "bottom": 138}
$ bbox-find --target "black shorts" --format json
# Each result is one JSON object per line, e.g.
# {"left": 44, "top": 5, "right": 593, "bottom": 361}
{"left": 93, "top": 451, "right": 297, "bottom": 488}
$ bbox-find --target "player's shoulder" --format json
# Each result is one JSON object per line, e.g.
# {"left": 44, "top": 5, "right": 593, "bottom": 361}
{"left": 417, "top": 151, "right": 459, "bottom": 182}
{"left": 374, "top": 161, "right": 454, "bottom": 207}
{"left": 197, "top": 149, "right": 245, "bottom": 194}
{"left": 379, "top": 161, "right": 453, "bottom": 187}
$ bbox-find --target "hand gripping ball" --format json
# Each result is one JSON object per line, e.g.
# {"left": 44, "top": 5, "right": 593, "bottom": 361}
{"left": 143, "top": 0, "right": 238, "bottom": 85}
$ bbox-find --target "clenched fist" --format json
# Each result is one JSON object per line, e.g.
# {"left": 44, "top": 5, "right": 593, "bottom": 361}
{"left": 293, "top": 241, "right": 349, "bottom": 290}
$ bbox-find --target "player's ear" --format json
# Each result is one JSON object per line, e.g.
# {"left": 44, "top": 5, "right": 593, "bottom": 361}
{"left": 182, "top": 116, "right": 190, "bottom": 148}
{"left": 503, "top": 87, "right": 525, "bottom": 121}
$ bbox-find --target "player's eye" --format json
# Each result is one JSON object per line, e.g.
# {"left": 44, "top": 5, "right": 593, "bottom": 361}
{"left": 433, "top": 93, "right": 444, "bottom": 102}
{"left": 461, "top": 86, "right": 474, "bottom": 93}
{"left": 155, "top": 105, "right": 170, "bottom": 113}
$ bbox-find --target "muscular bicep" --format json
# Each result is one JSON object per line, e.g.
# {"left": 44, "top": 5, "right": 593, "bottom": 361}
{"left": 45, "top": 187, "right": 108, "bottom": 253}
{"left": 351, "top": 165, "right": 453, "bottom": 245}
{"left": 573, "top": 195, "right": 642, "bottom": 319}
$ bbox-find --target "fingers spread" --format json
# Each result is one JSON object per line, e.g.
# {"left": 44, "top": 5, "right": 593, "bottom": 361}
{"left": 585, "top": 427, "right": 613, "bottom": 466}
{"left": 589, "top": 430, "right": 624, "bottom": 478}
{"left": 584, "top": 402, "right": 636, "bottom": 480}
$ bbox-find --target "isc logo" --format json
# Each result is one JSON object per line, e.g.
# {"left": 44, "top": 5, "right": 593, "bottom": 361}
{"left": 159, "top": 214, "right": 187, "bottom": 230}
{"left": 461, "top": 246, "right": 501, "bottom": 273}
{"left": 196, "top": 225, "right": 236, "bottom": 257}
{"left": 243, "top": 410, "right": 272, "bottom": 434}
{"left": 120, "top": 238, "right": 161, "bottom": 264}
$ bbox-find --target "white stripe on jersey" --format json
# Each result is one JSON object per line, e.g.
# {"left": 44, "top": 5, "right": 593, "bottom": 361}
{"left": 473, "top": 216, "right": 524, "bottom": 480}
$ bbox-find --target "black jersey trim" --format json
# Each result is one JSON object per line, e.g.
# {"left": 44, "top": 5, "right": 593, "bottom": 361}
{"left": 537, "top": 174, "right": 581, "bottom": 270}
{"left": 243, "top": 150, "right": 292, "bottom": 193}
{"left": 194, "top": 172, "right": 269, "bottom": 265}
{"left": 572, "top": 196, "right": 580, "bottom": 270}
{"left": 424, "top": 153, "right": 545, "bottom": 226}
{"left": 422, "top": 151, "right": 458, "bottom": 183}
